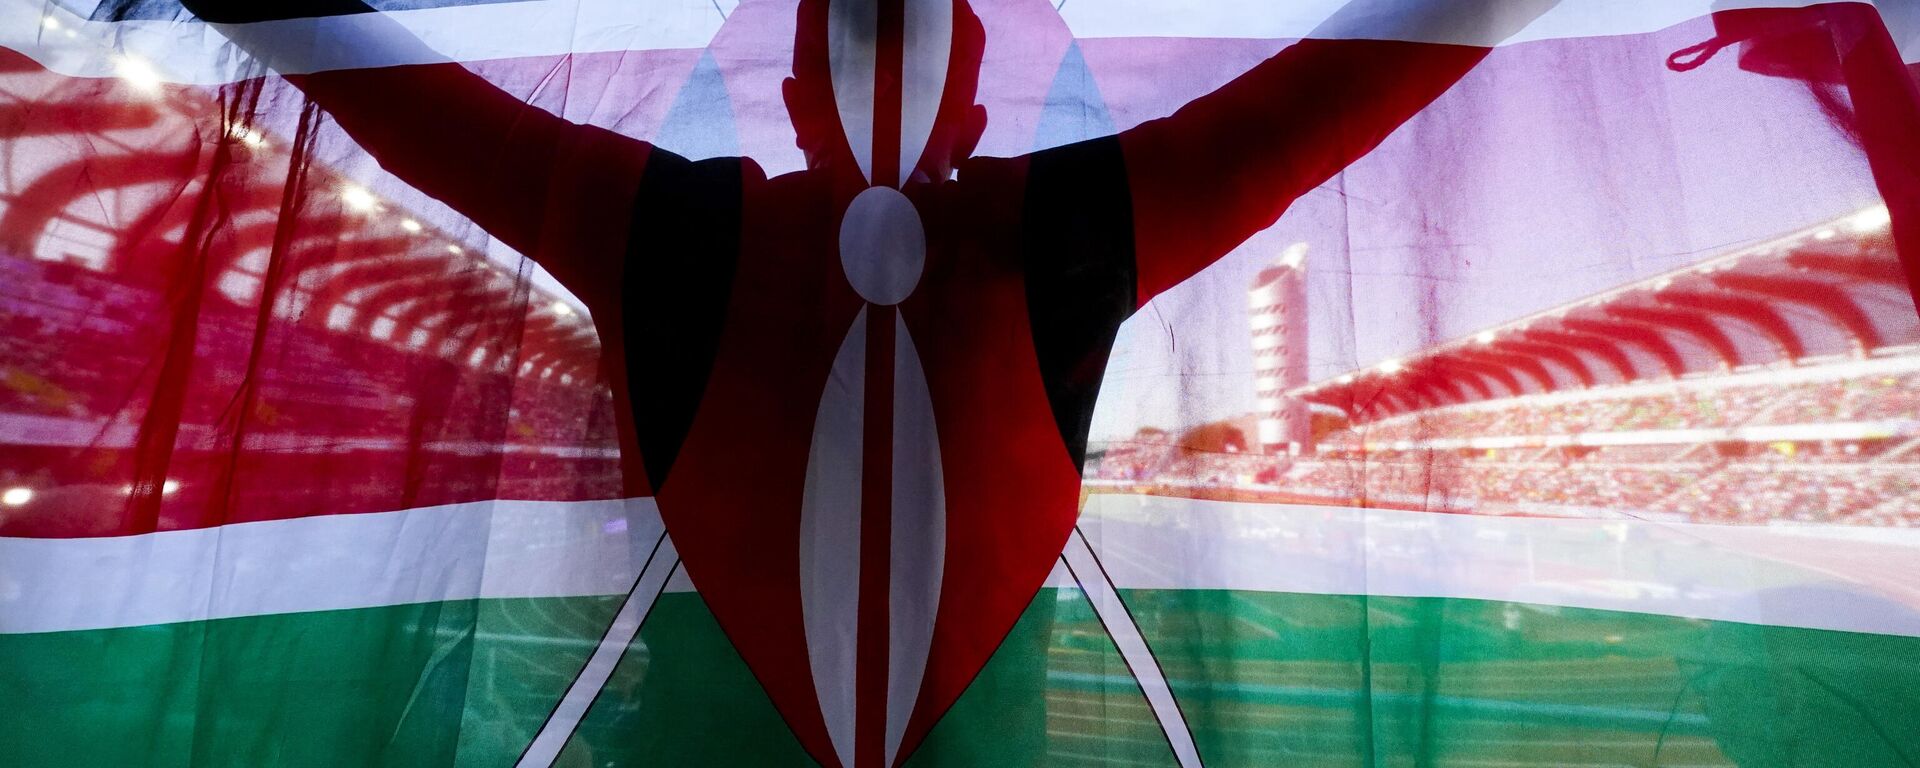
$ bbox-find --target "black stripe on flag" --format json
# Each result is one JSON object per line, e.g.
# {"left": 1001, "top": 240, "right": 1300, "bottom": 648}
{"left": 95, "top": 0, "right": 523, "bottom": 23}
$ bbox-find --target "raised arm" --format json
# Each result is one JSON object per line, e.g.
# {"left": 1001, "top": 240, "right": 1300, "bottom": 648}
{"left": 185, "top": 0, "right": 654, "bottom": 307}
{"left": 1120, "top": 0, "right": 1558, "bottom": 304}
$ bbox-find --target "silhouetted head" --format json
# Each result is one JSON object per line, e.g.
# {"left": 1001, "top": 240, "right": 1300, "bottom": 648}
{"left": 783, "top": 0, "right": 988, "bottom": 186}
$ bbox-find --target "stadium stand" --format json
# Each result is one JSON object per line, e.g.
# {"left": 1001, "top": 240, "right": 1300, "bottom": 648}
{"left": 0, "top": 66, "right": 618, "bottom": 537}
{"left": 1090, "top": 207, "right": 1920, "bottom": 526}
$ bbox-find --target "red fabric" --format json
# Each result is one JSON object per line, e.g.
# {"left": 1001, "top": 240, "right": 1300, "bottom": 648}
{"left": 3, "top": 3, "right": 1919, "bottom": 767}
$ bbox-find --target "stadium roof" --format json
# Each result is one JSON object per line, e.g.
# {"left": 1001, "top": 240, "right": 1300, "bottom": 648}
{"left": 0, "top": 49, "right": 601, "bottom": 382}
{"left": 1292, "top": 205, "right": 1920, "bottom": 423}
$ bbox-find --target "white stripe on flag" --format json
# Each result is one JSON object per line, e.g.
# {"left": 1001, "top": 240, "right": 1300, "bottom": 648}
{"left": 9, "top": 0, "right": 1916, "bottom": 88}
{"left": 6, "top": 0, "right": 725, "bottom": 85}
{"left": 0, "top": 497, "right": 659, "bottom": 634}
{"left": 516, "top": 533, "right": 680, "bottom": 768}
{"left": 1059, "top": 0, "right": 1898, "bottom": 48}
{"left": 1080, "top": 493, "right": 1920, "bottom": 638}
{"left": 11, "top": 493, "right": 1920, "bottom": 638}
{"left": 1062, "top": 527, "right": 1205, "bottom": 768}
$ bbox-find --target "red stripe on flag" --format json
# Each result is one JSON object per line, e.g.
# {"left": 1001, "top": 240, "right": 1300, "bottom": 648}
{"left": 856, "top": 304, "right": 895, "bottom": 768}
{"left": 873, "top": 0, "right": 905, "bottom": 189}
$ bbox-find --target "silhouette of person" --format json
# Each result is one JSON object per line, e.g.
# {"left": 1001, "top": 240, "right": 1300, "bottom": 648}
{"left": 186, "top": 1, "right": 1557, "bottom": 764}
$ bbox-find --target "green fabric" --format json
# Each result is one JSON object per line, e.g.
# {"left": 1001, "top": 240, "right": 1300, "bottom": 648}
{"left": 907, "top": 588, "right": 1176, "bottom": 768}
{"left": 456, "top": 597, "right": 628, "bottom": 766}
{"left": 555, "top": 588, "right": 1175, "bottom": 767}
{"left": 7, "top": 590, "right": 1920, "bottom": 766}
{"left": 1126, "top": 590, "right": 1920, "bottom": 767}
{"left": 552, "top": 593, "right": 818, "bottom": 767}
{"left": 1, "top": 597, "right": 620, "bottom": 767}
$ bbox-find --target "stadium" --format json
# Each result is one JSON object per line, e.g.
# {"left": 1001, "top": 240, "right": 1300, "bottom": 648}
{"left": 1088, "top": 204, "right": 1920, "bottom": 529}
{"left": 5, "top": 7, "right": 1920, "bottom": 767}
{"left": 0, "top": 50, "right": 621, "bottom": 538}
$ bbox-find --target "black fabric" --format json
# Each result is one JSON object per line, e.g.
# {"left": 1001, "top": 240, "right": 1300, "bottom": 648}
{"left": 152, "top": 0, "right": 511, "bottom": 24}
{"left": 622, "top": 150, "right": 743, "bottom": 488}
{"left": 1020, "top": 136, "right": 1137, "bottom": 467}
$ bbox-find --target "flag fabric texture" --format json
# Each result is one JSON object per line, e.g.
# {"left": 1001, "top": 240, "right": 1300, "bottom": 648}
{"left": 4, "top": 0, "right": 1920, "bottom": 766}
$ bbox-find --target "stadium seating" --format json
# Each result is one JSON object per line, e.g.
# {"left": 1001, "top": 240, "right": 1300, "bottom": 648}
{"left": 1088, "top": 358, "right": 1920, "bottom": 526}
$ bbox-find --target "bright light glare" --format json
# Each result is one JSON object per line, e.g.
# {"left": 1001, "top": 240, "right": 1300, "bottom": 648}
{"left": 400, "top": 219, "right": 423, "bottom": 233}
{"left": 228, "top": 124, "right": 266, "bottom": 148}
{"left": 41, "top": 15, "right": 60, "bottom": 29}
{"left": 1475, "top": 330, "right": 1496, "bottom": 345}
{"left": 1279, "top": 242, "right": 1308, "bottom": 270}
{"left": 446, "top": 244, "right": 464, "bottom": 255}
{"left": 162, "top": 479, "right": 181, "bottom": 495}
{"left": 1336, "top": 374, "right": 1355, "bottom": 385}
{"left": 1377, "top": 358, "right": 1405, "bottom": 374}
{"left": 113, "top": 55, "right": 163, "bottom": 95}
{"left": 1813, "top": 228, "right": 1837, "bottom": 241}
{"left": 341, "top": 185, "right": 378, "bottom": 212}
{"left": 1848, "top": 204, "right": 1891, "bottom": 233}
{"left": 551, "top": 301, "right": 574, "bottom": 317}
{"left": 1, "top": 487, "right": 31, "bottom": 506}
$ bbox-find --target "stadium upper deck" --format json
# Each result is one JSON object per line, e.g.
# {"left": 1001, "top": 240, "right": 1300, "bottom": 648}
{"left": 1291, "top": 205, "right": 1919, "bottom": 423}
{"left": 0, "top": 55, "right": 621, "bottom": 536}
{"left": 1089, "top": 204, "right": 1920, "bottom": 526}
{"left": 0, "top": 46, "right": 602, "bottom": 385}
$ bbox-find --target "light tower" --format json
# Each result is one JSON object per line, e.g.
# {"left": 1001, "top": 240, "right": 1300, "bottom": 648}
{"left": 1249, "top": 242, "right": 1310, "bottom": 455}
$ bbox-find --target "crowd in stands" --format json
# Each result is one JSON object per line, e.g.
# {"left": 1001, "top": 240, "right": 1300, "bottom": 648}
{"left": 1, "top": 255, "right": 620, "bottom": 534}
{"left": 1091, "top": 446, "right": 1920, "bottom": 526}
{"left": 0, "top": 263, "right": 150, "bottom": 419}
{"left": 2, "top": 256, "right": 610, "bottom": 442}
{"left": 11, "top": 249, "right": 1920, "bottom": 528}
{"left": 1360, "top": 371, "right": 1920, "bottom": 443}
{"left": 1089, "top": 362, "right": 1920, "bottom": 526}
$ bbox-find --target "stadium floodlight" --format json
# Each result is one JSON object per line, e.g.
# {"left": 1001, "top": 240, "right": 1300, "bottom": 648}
{"left": 1279, "top": 242, "right": 1308, "bottom": 270}
{"left": 113, "top": 55, "right": 163, "bottom": 95}
{"left": 227, "top": 124, "right": 266, "bottom": 148}
{"left": 1848, "top": 204, "right": 1891, "bottom": 233}
{"left": 1, "top": 487, "right": 31, "bottom": 506}
{"left": 341, "top": 185, "right": 378, "bottom": 212}
{"left": 552, "top": 301, "right": 575, "bottom": 317}
{"left": 400, "top": 219, "right": 423, "bottom": 233}
{"left": 1377, "top": 358, "right": 1405, "bottom": 374}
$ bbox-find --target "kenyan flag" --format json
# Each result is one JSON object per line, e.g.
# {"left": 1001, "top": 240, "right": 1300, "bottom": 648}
{"left": 5, "top": 0, "right": 1920, "bottom": 765}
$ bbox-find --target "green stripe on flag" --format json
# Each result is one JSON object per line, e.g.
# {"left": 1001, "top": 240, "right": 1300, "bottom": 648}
{"left": 0, "top": 596, "right": 624, "bottom": 767}
{"left": 554, "top": 587, "right": 1177, "bottom": 767}
{"left": 7, "top": 589, "right": 1919, "bottom": 766}
{"left": 1125, "top": 590, "right": 1920, "bottom": 767}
